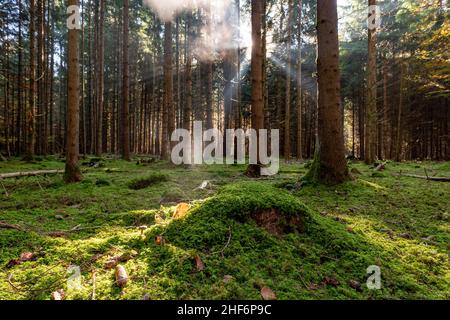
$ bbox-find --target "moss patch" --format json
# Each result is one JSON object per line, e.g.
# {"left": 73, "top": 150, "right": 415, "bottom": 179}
{"left": 0, "top": 159, "right": 448, "bottom": 300}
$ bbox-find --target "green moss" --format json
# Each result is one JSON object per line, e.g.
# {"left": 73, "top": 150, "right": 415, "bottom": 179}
{"left": 0, "top": 159, "right": 448, "bottom": 300}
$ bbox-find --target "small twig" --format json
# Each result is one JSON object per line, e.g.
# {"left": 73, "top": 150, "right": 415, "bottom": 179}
{"left": 220, "top": 227, "right": 232, "bottom": 258}
{"left": 1, "top": 180, "right": 9, "bottom": 197}
{"left": 36, "top": 179, "right": 44, "bottom": 191}
{"left": 7, "top": 273, "right": 24, "bottom": 294}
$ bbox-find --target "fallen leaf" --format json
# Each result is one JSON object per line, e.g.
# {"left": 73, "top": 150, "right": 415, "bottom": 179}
{"left": 195, "top": 255, "right": 205, "bottom": 272}
{"left": 51, "top": 289, "right": 65, "bottom": 300}
{"left": 173, "top": 203, "right": 190, "bottom": 220}
{"left": 6, "top": 259, "right": 21, "bottom": 268}
{"left": 104, "top": 259, "right": 119, "bottom": 269}
{"left": 260, "top": 286, "right": 277, "bottom": 300}
{"left": 19, "top": 252, "right": 34, "bottom": 262}
{"left": 155, "top": 235, "right": 165, "bottom": 246}
{"left": 115, "top": 265, "right": 129, "bottom": 288}
{"left": 322, "top": 277, "right": 340, "bottom": 287}
{"left": 349, "top": 280, "right": 362, "bottom": 292}
{"left": 307, "top": 283, "right": 321, "bottom": 291}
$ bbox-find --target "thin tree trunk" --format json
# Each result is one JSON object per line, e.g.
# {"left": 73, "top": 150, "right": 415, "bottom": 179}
{"left": 65, "top": 0, "right": 82, "bottom": 183}
{"left": 296, "top": 0, "right": 303, "bottom": 160}
{"left": 284, "top": 0, "right": 293, "bottom": 160}
{"left": 365, "top": 0, "right": 377, "bottom": 164}
{"left": 26, "top": 0, "right": 37, "bottom": 160}
{"left": 162, "top": 21, "right": 173, "bottom": 160}
{"left": 121, "top": 0, "right": 130, "bottom": 161}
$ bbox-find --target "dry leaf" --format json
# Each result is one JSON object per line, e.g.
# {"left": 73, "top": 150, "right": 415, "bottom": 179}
{"left": 51, "top": 289, "right": 65, "bottom": 300}
{"left": 322, "top": 277, "right": 340, "bottom": 287}
{"left": 104, "top": 259, "right": 119, "bottom": 269}
{"left": 307, "top": 283, "right": 320, "bottom": 291}
{"left": 6, "top": 259, "right": 21, "bottom": 268}
{"left": 349, "top": 280, "right": 362, "bottom": 292}
{"left": 19, "top": 252, "right": 34, "bottom": 262}
{"left": 155, "top": 235, "right": 165, "bottom": 246}
{"left": 115, "top": 265, "right": 129, "bottom": 288}
{"left": 195, "top": 255, "right": 205, "bottom": 272}
{"left": 260, "top": 286, "right": 276, "bottom": 300}
{"left": 173, "top": 203, "right": 190, "bottom": 220}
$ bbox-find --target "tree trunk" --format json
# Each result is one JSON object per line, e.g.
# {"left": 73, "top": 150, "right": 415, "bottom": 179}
{"left": 162, "top": 21, "right": 173, "bottom": 160}
{"left": 184, "top": 16, "right": 192, "bottom": 131}
{"left": 65, "top": 0, "right": 82, "bottom": 183}
{"left": 26, "top": 0, "right": 36, "bottom": 160}
{"left": 284, "top": 0, "right": 293, "bottom": 161}
{"left": 121, "top": 0, "right": 130, "bottom": 161}
{"left": 365, "top": 0, "right": 377, "bottom": 164}
{"left": 306, "top": 0, "right": 350, "bottom": 184}
{"left": 95, "top": 0, "right": 105, "bottom": 156}
{"left": 246, "top": 0, "right": 265, "bottom": 176}
{"left": 296, "top": 0, "right": 303, "bottom": 160}
{"left": 395, "top": 62, "right": 405, "bottom": 162}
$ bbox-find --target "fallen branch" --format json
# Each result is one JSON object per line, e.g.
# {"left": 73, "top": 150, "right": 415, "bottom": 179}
{"left": 0, "top": 222, "right": 24, "bottom": 232}
{"left": 0, "top": 170, "right": 64, "bottom": 180}
{"left": 393, "top": 172, "right": 450, "bottom": 182}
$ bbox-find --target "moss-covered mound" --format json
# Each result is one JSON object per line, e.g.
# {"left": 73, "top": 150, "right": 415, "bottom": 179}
{"left": 161, "top": 182, "right": 313, "bottom": 248}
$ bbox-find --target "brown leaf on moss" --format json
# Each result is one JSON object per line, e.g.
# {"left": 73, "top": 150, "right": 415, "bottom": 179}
{"left": 51, "top": 289, "right": 65, "bottom": 300}
{"left": 349, "top": 280, "right": 362, "bottom": 292}
{"left": 195, "top": 255, "right": 205, "bottom": 272}
{"left": 322, "top": 277, "right": 340, "bottom": 287}
{"left": 155, "top": 235, "right": 165, "bottom": 246}
{"left": 261, "top": 286, "right": 276, "bottom": 300}
{"left": 173, "top": 203, "right": 190, "bottom": 220}
{"left": 19, "top": 252, "right": 34, "bottom": 261}
{"left": 115, "top": 265, "right": 129, "bottom": 288}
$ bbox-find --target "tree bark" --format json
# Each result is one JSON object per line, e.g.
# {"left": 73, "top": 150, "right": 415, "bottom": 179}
{"left": 306, "top": 0, "right": 350, "bottom": 184}
{"left": 121, "top": 0, "right": 130, "bottom": 161}
{"left": 284, "top": 0, "right": 293, "bottom": 160}
{"left": 296, "top": 0, "right": 303, "bottom": 160}
{"left": 246, "top": 0, "right": 265, "bottom": 176}
{"left": 162, "top": 21, "right": 173, "bottom": 160}
{"left": 365, "top": 0, "right": 378, "bottom": 164}
{"left": 65, "top": 0, "right": 82, "bottom": 183}
{"left": 26, "top": 0, "right": 37, "bottom": 161}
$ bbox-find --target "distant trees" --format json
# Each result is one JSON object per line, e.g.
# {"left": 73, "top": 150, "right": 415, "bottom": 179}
{"left": 0, "top": 0, "right": 448, "bottom": 171}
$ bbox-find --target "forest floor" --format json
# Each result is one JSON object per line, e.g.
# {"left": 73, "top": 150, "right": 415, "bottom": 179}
{"left": 0, "top": 157, "right": 449, "bottom": 300}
